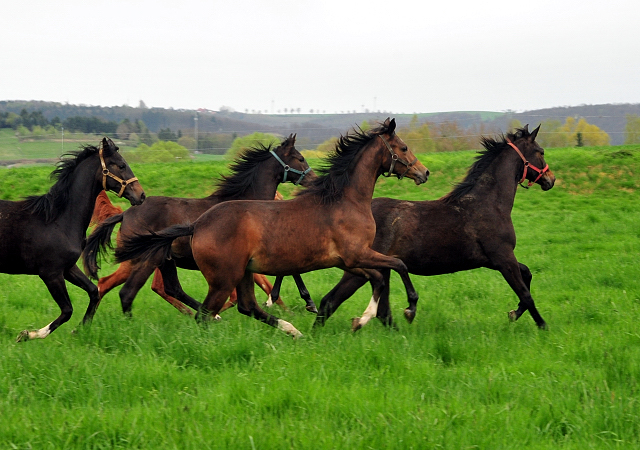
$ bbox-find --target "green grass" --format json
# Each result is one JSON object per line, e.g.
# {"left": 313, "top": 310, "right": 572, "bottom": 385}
{"left": 0, "top": 145, "right": 639, "bottom": 448}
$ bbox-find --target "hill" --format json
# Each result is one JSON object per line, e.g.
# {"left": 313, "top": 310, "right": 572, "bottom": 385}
{"left": 1, "top": 100, "right": 639, "bottom": 146}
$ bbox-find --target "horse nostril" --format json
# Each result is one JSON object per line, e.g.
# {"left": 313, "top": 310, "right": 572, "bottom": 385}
{"left": 140, "top": 192, "right": 146, "bottom": 202}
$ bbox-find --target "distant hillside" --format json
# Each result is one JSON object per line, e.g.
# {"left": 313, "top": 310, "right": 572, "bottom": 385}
{"left": 1, "top": 100, "right": 638, "bottom": 145}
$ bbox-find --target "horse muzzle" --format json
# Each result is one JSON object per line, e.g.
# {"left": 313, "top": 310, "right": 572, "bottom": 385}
{"left": 407, "top": 162, "right": 430, "bottom": 185}
{"left": 123, "top": 181, "right": 146, "bottom": 205}
{"left": 539, "top": 171, "right": 555, "bottom": 191}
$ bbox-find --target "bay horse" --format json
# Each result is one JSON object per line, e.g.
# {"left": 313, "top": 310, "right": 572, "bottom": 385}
{"left": 314, "top": 125, "right": 555, "bottom": 330}
{"left": 83, "top": 135, "right": 316, "bottom": 316}
{"left": 0, "top": 137, "right": 145, "bottom": 342}
{"left": 115, "top": 118, "right": 429, "bottom": 337}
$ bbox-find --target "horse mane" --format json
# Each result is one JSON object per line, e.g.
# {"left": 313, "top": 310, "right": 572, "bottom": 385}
{"left": 212, "top": 141, "right": 282, "bottom": 200}
{"left": 23, "top": 145, "right": 100, "bottom": 222}
{"left": 296, "top": 122, "right": 390, "bottom": 204}
{"left": 440, "top": 126, "right": 532, "bottom": 203}
{"left": 90, "top": 190, "right": 123, "bottom": 226}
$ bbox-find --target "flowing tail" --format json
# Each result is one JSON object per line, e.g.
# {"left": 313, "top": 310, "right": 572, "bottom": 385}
{"left": 83, "top": 213, "right": 125, "bottom": 279}
{"left": 115, "top": 224, "right": 195, "bottom": 266}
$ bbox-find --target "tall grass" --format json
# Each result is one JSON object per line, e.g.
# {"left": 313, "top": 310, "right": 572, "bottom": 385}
{"left": 0, "top": 145, "right": 639, "bottom": 448}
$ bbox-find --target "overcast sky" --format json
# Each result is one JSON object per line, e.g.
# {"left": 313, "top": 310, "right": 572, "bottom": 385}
{"left": 1, "top": 0, "right": 638, "bottom": 114}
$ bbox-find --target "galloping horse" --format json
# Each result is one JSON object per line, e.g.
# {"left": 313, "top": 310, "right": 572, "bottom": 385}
{"left": 0, "top": 138, "right": 145, "bottom": 342}
{"left": 115, "top": 118, "right": 429, "bottom": 337}
{"left": 83, "top": 135, "right": 316, "bottom": 316}
{"left": 314, "top": 125, "right": 555, "bottom": 330}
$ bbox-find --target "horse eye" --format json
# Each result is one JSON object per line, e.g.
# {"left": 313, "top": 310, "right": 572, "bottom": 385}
{"left": 402, "top": 146, "right": 408, "bottom": 152}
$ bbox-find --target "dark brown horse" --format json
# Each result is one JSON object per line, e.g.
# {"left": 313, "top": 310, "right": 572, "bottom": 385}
{"left": 83, "top": 135, "right": 316, "bottom": 316}
{"left": 115, "top": 118, "right": 429, "bottom": 337}
{"left": 0, "top": 138, "right": 145, "bottom": 342}
{"left": 314, "top": 125, "right": 555, "bottom": 330}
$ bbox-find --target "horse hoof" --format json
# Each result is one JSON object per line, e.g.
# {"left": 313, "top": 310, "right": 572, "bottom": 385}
{"left": 306, "top": 305, "right": 319, "bottom": 314}
{"left": 508, "top": 310, "right": 517, "bottom": 322}
{"left": 292, "top": 331, "right": 303, "bottom": 340}
{"left": 351, "top": 317, "right": 362, "bottom": 332}
{"left": 15, "top": 330, "right": 30, "bottom": 343}
{"left": 404, "top": 308, "right": 416, "bottom": 324}
{"left": 213, "top": 315, "right": 222, "bottom": 321}
{"left": 537, "top": 321, "right": 549, "bottom": 331}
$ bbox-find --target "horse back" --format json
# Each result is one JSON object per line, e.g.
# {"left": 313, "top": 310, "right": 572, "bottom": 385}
{"left": 370, "top": 197, "right": 498, "bottom": 275}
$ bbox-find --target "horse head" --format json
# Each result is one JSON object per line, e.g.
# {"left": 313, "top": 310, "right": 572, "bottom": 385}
{"left": 99, "top": 137, "right": 146, "bottom": 205}
{"left": 271, "top": 133, "right": 317, "bottom": 187}
{"left": 508, "top": 125, "right": 555, "bottom": 191}
{"left": 378, "top": 118, "right": 429, "bottom": 185}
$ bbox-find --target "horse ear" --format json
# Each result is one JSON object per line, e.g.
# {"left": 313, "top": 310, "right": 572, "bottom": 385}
{"left": 102, "top": 137, "right": 119, "bottom": 155}
{"left": 530, "top": 124, "right": 541, "bottom": 141}
{"left": 523, "top": 124, "right": 530, "bottom": 134}
{"left": 388, "top": 118, "right": 396, "bottom": 135}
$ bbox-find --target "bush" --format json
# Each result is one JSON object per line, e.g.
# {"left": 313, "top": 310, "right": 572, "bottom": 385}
{"left": 123, "top": 141, "right": 191, "bottom": 163}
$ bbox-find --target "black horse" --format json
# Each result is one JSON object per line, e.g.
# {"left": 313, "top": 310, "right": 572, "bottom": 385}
{"left": 0, "top": 137, "right": 145, "bottom": 342}
{"left": 315, "top": 125, "right": 555, "bottom": 330}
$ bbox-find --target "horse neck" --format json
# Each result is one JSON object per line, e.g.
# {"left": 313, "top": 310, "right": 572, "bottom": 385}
{"left": 342, "top": 141, "right": 383, "bottom": 207}
{"left": 58, "top": 157, "right": 104, "bottom": 236}
{"left": 470, "top": 149, "right": 520, "bottom": 212}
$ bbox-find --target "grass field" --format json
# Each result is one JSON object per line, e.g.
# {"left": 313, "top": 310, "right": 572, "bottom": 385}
{"left": 0, "top": 144, "right": 639, "bottom": 449}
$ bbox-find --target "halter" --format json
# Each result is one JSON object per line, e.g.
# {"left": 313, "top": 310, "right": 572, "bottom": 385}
{"left": 506, "top": 139, "right": 549, "bottom": 189}
{"left": 99, "top": 145, "right": 138, "bottom": 197}
{"left": 379, "top": 135, "right": 418, "bottom": 179}
{"left": 269, "top": 150, "right": 313, "bottom": 186}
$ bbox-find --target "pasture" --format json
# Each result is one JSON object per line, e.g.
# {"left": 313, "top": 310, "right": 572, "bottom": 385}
{"left": 0, "top": 144, "right": 639, "bottom": 449}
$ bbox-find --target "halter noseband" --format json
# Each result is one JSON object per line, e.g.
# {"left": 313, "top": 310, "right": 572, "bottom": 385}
{"left": 269, "top": 150, "right": 312, "bottom": 186}
{"left": 506, "top": 139, "right": 549, "bottom": 189}
{"left": 99, "top": 145, "right": 138, "bottom": 197}
{"left": 379, "top": 135, "right": 418, "bottom": 179}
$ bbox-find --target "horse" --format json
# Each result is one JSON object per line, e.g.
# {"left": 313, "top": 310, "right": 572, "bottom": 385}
{"left": 313, "top": 125, "right": 555, "bottom": 330}
{"left": 114, "top": 118, "right": 430, "bottom": 338}
{"left": 82, "top": 134, "right": 317, "bottom": 316}
{"left": 0, "top": 137, "right": 145, "bottom": 342}
{"left": 89, "top": 190, "right": 317, "bottom": 316}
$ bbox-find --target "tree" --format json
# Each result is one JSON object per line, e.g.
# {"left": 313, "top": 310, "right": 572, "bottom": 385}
{"left": 397, "top": 120, "right": 436, "bottom": 153}
{"left": 624, "top": 114, "right": 640, "bottom": 144}
{"left": 225, "top": 132, "right": 280, "bottom": 159}
{"left": 123, "top": 140, "right": 190, "bottom": 163}
{"left": 537, "top": 117, "right": 609, "bottom": 147}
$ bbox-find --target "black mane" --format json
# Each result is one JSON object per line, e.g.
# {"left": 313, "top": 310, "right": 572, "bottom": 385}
{"left": 213, "top": 142, "right": 281, "bottom": 200}
{"left": 23, "top": 145, "right": 99, "bottom": 222}
{"left": 440, "top": 127, "right": 532, "bottom": 203}
{"left": 296, "top": 122, "right": 391, "bottom": 204}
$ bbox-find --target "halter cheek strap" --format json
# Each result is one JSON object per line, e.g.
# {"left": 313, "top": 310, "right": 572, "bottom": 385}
{"left": 99, "top": 146, "right": 138, "bottom": 197}
{"left": 269, "top": 150, "right": 313, "bottom": 186}
{"left": 379, "top": 135, "right": 418, "bottom": 179}
{"left": 506, "top": 139, "right": 549, "bottom": 188}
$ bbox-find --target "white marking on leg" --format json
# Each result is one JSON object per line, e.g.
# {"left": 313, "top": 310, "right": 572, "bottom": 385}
{"left": 266, "top": 294, "right": 274, "bottom": 308}
{"left": 357, "top": 296, "right": 379, "bottom": 328}
{"left": 277, "top": 319, "right": 302, "bottom": 339}
{"left": 29, "top": 321, "right": 54, "bottom": 340}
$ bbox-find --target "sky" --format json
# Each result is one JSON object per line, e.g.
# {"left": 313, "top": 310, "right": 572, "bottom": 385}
{"left": 1, "top": 0, "right": 638, "bottom": 115}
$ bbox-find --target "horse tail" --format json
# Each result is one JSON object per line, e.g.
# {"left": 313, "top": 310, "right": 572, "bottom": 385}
{"left": 82, "top": 213, "right": 124, "bottom": 279}
{"left": 90, "top": 191, "right": 123, "bottom": 226}
{"left": 115, "top": 224, "right": 195, "bottom": 265}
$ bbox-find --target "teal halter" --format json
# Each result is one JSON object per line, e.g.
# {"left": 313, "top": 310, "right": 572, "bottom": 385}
{"left": 270, "top": 150, "right": 312, "bottom": 186}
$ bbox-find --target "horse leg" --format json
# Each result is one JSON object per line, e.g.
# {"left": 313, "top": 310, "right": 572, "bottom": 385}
{"left": 151, "top": 269, "right": 192, "bottom": 316}
{"left": 266, "top": 275, "right": 284, "bottom": 308}
{"left": 293, "top": 274, "right": 317, "bottom": 313}
{"left": 255, "top": 274, "right": 287, "bottom": 310}
{"left": 519, "top": 262, "right": 532, "bottom": 291}
{"left": 314, "top": 271, "right": 368, "bottom": 327}
{"left": 348, "top": 248, "right": 419, "bottom": 324}
{"left": 155, "top": 261, "right": 203, "bottom": 314}
{"left": 375, "top": 269, "right": 395, "bottom": 327}
{"left": 97, "top": 261, "right": 133, "bottom": 299}
{"left": 64, "top": 264, "right": 100, "bottom": 325}
{"left": 235, "top": 271, "right": 302, "bottom": 338}
{"left": 350, "top": 268, "right": 386, "bottom": 331}
{"left": 495, "top": 256, "right": 547, "bottom": 329}
{"left": 119, "top": 261, "right": 157, "bottom": 315}
{"left": 16, "top": 273, "right": 73, "bottom": 342}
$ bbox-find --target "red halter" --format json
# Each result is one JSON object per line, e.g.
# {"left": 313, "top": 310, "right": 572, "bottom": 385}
{"left": 506, "top": 139, "right": 549, "bottom": 188}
